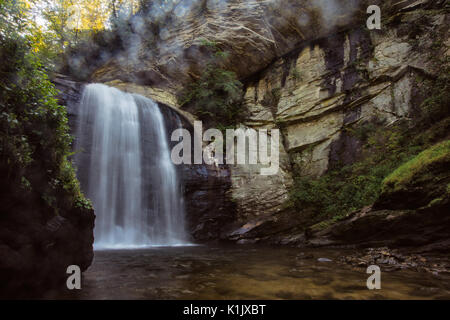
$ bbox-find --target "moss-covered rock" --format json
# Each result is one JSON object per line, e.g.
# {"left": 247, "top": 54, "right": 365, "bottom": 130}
{"left": 303, "top": 141, "right": 450, "bottom": 248}
{"left": 375, "top": 140, "right": 450, "bottom": 210}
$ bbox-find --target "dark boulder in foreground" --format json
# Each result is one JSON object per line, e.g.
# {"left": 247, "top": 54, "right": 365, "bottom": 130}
{"left": 0, "top": 202, "right": 95, "bottom": 297}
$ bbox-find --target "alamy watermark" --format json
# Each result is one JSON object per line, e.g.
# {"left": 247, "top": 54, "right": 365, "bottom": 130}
{"left": 367, "top": 5, "right": 381, "bottom": 30}
{"left": 170, "top": 121, "right": 280, "bottom": 176}
{"left": 66, "top": 265, "right": 81, "bottom": 290}
{"left": 366, "top": 265, "right": 381, "bottom": 290}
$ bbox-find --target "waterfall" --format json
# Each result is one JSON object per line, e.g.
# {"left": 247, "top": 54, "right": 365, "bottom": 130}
{"left": 75, "top": 83, "right": 187, "bottom": 249}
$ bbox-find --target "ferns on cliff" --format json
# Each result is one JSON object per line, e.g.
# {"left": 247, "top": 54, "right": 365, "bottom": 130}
{"left": 178, "top": 40, "right": 246, "bottom": 128}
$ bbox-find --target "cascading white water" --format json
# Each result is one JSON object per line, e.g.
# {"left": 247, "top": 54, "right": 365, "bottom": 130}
{"left": 75, "top": 83, "right": 187, "bottom": 249}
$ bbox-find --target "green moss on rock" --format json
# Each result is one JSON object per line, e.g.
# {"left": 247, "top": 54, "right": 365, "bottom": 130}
{"left": 376, "top": 140, "right": 450, "bottom": 210}
{"left": 382, "top": 140, "right": 450, "bottom": 193}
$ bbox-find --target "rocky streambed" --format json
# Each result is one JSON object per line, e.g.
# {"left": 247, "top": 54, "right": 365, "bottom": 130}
{"left": 37, "top": 245, "right": 450, "bottom": 300}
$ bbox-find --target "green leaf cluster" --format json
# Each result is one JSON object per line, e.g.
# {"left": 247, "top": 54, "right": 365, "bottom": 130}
{"left": 0, "top": 30, "right": 91, "bottom": 213}
{"left": 178, "top": 40, "right": 246, "bottom": 128}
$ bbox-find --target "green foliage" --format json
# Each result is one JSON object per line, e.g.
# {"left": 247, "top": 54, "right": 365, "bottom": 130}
{"left": 345, "top": 122, "right": 377, "bottom": 141}
{"left": 289, "top": 121, "right": 437, "bottom": 225}
{"left": 382, "top": 140, "right": 450, "bottom": 194}
{"left": 200, "top": 38, "right": 218, "bottom": 48}
{"left": 0, "top": 0, "right": 30, "bottom": 37}
{"left": 0, "top": 29, "right": 91, "bottom": 212}
{"left": 419, "top": 67, "right": 450, "bottom": 124}
{"left": 178, "top": 40, "right": 245, "bottom": 127}
{"left": 1, "top": 38, "right": 69, "bottom": 166}
{"left": 292, "top": 69, "right": 303, "bottom": 81}
{"left": 261, "top": 87, "right": 281, "bottom": 115}
{"left": 1, "top": 0, "right": 64, "bottom": 69}
{"left": 290, "top": 162, "right": 396, "bottom": 223}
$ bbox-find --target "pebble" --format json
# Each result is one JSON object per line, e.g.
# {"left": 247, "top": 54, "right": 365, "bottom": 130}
{"left": 318, "top": 258, "right": 333, "bottom": 262}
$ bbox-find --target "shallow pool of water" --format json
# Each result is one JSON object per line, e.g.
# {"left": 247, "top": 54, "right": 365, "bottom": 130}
{"left": 52, "top": 245, "right": 450, "bottom": 299}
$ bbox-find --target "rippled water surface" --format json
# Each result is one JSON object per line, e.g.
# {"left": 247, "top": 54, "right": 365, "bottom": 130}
{"left": 56, "top": 245, "right": 450, "bottom": 300}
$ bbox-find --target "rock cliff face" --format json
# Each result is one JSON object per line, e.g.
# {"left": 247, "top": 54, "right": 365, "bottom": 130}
{"left": 86, "top": 0, "right": 448, "bottom": 244}
{"left": 92, "top": 0, "right": 369, "bottom": 91}
{"left": 244, "top": 7, "right": 446, "bottom": 178}
{"left": 224, "top": 1, "right": 449, "bottom": 243}
{"left": 145, "top": 1, "right": 441, "bottom": 241}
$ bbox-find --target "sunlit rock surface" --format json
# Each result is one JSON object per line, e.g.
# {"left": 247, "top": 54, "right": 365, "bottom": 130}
{"left": 92, "top": 0, "right": 369, "bottom": 90}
